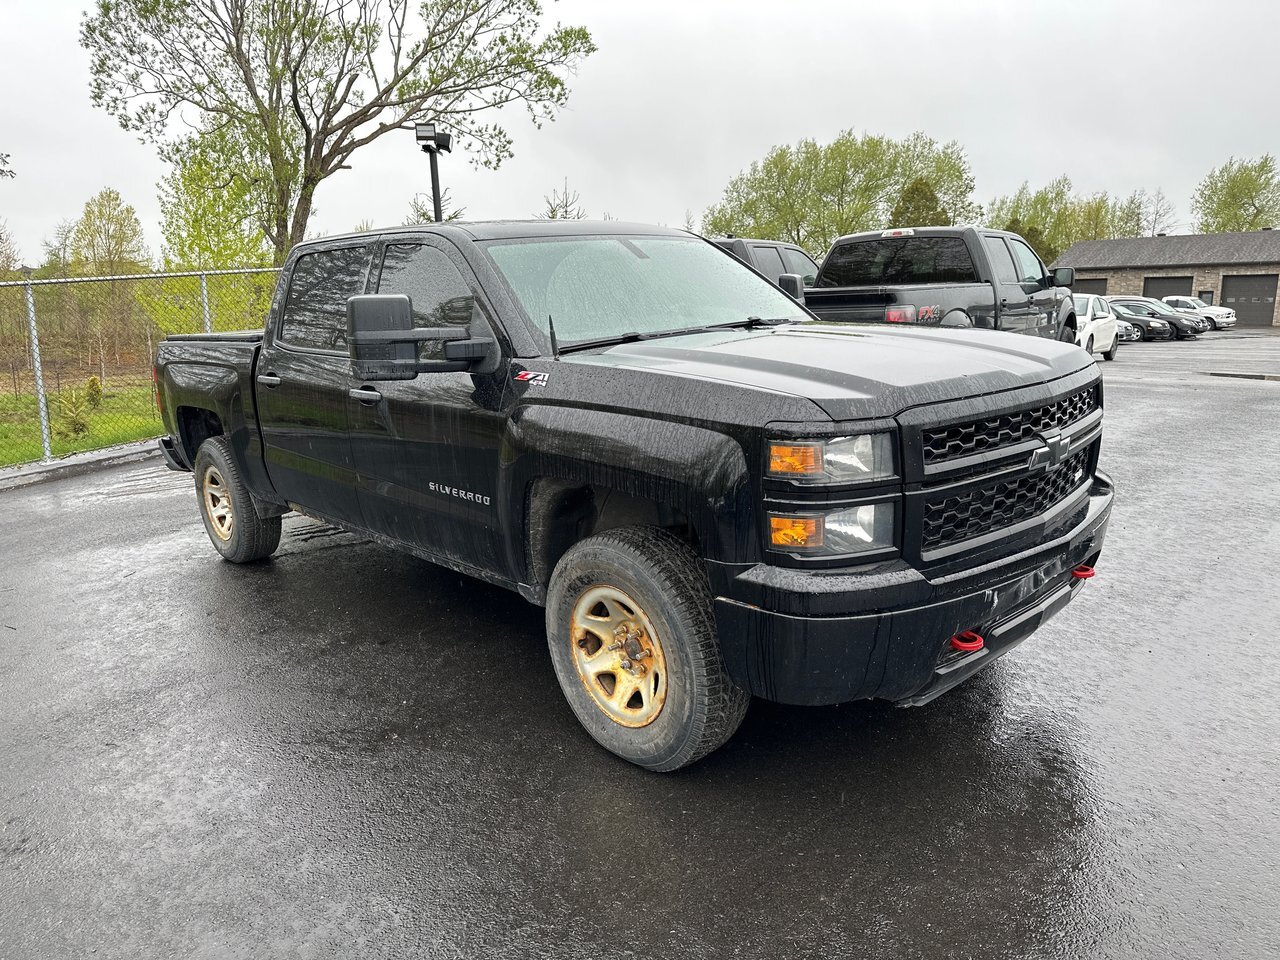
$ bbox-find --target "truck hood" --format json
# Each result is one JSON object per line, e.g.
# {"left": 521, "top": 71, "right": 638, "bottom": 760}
{"left": 563, "top": 323, "right": 1095, "bottom": 421}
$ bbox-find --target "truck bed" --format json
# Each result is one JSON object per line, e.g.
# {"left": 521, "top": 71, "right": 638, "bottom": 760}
{"left": 165, "top": 330, "right": 264, "bottom": 343}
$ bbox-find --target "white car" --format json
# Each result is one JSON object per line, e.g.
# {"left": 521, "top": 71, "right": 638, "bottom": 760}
{"left": 1162, "top": 295, "right": 1237, "bottom": 330}
{"left": 1072, "top": 294, "right": 1120, "bottom": 361}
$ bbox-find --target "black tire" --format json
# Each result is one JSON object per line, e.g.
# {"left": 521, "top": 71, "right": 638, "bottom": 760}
{"left": 1058, "top": 322, "right": 1076, "bottom": 343}
{"left": 1085, "top": 335, "right": 1094, "bottom": 355}
{"left": 1132, "top": 324, "right": 1145, "bottom": 342}
{"left": 193, "top": 436, "right": 282, "bottom": 563}
{"left": 1102, "top": 334, "right": 1118, "bottom": 361}
{"left": 546, "top": 526, "right": 750, "bottom": 772}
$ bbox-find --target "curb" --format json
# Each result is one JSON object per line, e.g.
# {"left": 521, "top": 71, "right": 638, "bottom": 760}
{"left": 0, "top": 441, "right": 163, "bottom": 493}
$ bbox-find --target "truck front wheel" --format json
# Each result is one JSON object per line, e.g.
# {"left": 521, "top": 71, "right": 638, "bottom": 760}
{"left": 545, "top": 526, "right": 749, "bottom": 772}
{"left": 193, "top": 436, "right": 282, "bottom": 563}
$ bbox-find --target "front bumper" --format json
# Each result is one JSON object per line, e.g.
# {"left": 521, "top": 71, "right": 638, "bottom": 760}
{"left": 710, "top": 472, "right": 1113, "bottom": 707}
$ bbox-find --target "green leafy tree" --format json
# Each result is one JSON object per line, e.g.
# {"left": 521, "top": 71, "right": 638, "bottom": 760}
{"left": 82, "top": 0, "right": 596, "bottom": 264}
{"left": 1191, "top": 155, "right": 1280, "bottom": 232}
{"left": 703, "top": 130, "right": 979, "bottom": 252}
{"left": 55, "top": 389, "right": 91, "bottom": 439}
{"left": 158, "top": 132, "right": 273, "bottom": 270}
{"left": 889, "top": 177, "right": 951, "bottom": 227}
{"left": 987, "top": 177, "right": 1148, "bottom": 263}
{"left": 69, "top": 188, "right": 152, "bottom": 381}
{"left": 85, "top": 375, "right": 103, "bottom": 409}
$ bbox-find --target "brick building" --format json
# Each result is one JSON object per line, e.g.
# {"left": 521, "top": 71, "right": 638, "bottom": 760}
{"left": 1053, "top": 230, "right": 1280, "bottom": 327}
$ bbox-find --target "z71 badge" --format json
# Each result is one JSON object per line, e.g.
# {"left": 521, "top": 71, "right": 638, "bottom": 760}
{"left": 514, "top": 370, "right": 549, "bottom": 386}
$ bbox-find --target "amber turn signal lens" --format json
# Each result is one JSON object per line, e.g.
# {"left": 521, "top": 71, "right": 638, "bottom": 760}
{"left": 769, "top": 515, "right": 823, "bottom": 549}
{"left": 768, "top": 443, "right": 823, "bottom": 477}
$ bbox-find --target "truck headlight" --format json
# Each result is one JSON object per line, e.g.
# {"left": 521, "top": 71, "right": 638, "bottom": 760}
{"left": 768, "top": 433, "right": 896, "bottom": 483}
{"left": 769, "top": 502, "right": 896, "bottom": 556}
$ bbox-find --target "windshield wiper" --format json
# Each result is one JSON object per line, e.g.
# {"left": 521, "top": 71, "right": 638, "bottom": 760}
{"left": 554, "top": 316, "right": 797, "bottom": 355}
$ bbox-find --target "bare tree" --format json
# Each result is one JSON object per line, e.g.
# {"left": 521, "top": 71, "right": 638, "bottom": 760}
{"left": 537, "top": 178, "right": 586, "bottom": 219}
{"left": 1139, "top": 188, "right": 1177, "bottom": 236}
{"left": 82, "top": 0, "right": 596, "bottom": 263}
{"left": 0, "top": 153, "right": 14, "bottom": 179}
{"left": 0, "top": 220, "right": 18, "bottom": 272}
{"left": 405, "top": 188, "right": 467, "bottom": 224}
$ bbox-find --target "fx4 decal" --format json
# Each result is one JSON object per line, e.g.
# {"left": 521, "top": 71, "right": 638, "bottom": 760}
{"left": 918, "top": 305, "right": 943, "bottom": 322}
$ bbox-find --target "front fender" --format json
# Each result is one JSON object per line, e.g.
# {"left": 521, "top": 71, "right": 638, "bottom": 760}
{"left": 498, "top": 405, "right": 755, "bottom": 588}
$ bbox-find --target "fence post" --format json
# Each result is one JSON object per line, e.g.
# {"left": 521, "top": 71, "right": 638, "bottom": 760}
{"left": 199, "top": 272, "right": 213, "bottom": 334}
{"left": 23, "top": 279, "right": 53, "bottom": 463}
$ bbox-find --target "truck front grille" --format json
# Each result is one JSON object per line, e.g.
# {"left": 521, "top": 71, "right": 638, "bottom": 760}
{"left": 922, "top": 447, "right": 1091, "bottom": 551}
{"left": 922, "top": 385, "right": 1098, "bottom": 464}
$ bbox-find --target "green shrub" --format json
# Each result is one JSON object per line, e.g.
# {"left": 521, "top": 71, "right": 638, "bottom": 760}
{"left": 85, "top": 375, "right": 103, "bottom": 409}
{"left": 55, "top": 390, "right": 91, "bottom": 439}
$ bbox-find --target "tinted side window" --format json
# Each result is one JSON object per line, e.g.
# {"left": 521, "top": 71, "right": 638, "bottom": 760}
{"left": 376, "top": 244, "right": 478, "bottom": 359}
{"left": 984, "top": 236, "right": 1019, "bottom": 284}
{"left": 751, "top": 245, "right": 787, "bottom": 281}
{"left": 781, "top": 246, "right": 820, "bottom": 285}
{"left": 279, "top": 247, "right": 370, "bottom": 351}
{"left": 1008, "top": 238, "right": 1045, "bottom": 284}
{"left": 817, "top": 237, "right": 978, "bottom": 287}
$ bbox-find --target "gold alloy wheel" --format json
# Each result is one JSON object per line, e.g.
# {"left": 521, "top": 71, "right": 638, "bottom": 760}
{"left": 570, "top": 585, "right": 668, "bottom": 728}
{"left": 202, "top": 465, "right": 234, "bottom": 542}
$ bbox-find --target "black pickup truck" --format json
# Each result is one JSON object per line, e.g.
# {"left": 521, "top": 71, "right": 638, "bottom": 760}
{"left": 802, "top": 227, "right": 1079, "bottom": 340}
{"left": 155, "top": 220, "right": 1112, "bottom": 772}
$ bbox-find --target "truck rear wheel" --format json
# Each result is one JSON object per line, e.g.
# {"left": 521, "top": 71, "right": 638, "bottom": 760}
{"left": 545, "top": 526, "right": 749, "bottom": 772}
{"left": 193, "top": 436, "right": 281, "bottom": 563}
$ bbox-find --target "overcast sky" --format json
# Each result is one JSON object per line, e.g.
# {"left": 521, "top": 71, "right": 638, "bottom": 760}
{"left": 2, "top": 0, "right": 1277, "bottom": 263}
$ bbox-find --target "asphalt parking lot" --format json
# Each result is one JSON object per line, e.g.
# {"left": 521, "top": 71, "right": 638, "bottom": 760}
{"left": 2, "top": 331, "right": 1279, "bottom": 959}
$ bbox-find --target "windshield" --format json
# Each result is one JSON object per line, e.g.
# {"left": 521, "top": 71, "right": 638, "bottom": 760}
{"left": 1145, "top": 299, "right": 1180, "bottom": 316}
{"left": 1189, "top": 297, "right": 1209, "bottom": 307}
{"left": 483, "top": 235, "right": 806, "bottom": 346}
{"left": 1111, "top": 303, "right": 1135, "bottom": 316}
{"left": 1073, "top": 295, "right": 1090, "bottom": 314}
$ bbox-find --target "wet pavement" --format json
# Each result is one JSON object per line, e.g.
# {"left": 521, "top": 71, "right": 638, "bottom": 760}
{"left": 2, "top": 332, "right": 1279, "bottom": 959}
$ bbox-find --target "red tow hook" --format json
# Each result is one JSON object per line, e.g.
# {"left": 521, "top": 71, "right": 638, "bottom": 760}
{"left": 1071, "top": 564, "right": 1096, "bottom": 580}
{"left": 950, "top": 630, "right": 985, "bottom": 653}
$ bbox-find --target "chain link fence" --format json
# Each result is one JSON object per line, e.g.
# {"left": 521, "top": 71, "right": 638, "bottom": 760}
{"left": 0, "top": 268, "right": 279, "bottom": 468}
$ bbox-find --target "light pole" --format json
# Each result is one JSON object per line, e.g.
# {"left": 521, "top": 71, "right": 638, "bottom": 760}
{"left": 414, "top": 122, "right": 453, "bottom": 222}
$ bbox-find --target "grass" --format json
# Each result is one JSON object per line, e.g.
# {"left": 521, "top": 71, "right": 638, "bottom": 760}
{"left": 0, "top": 376, "right": 163, "bottom": 468}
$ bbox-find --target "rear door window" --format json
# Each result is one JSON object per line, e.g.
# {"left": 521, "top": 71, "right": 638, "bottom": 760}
{"left": 816, "top": 237, "right": 979, "bottom": 287}
{"left": 279, "top": 246, "right": 371, "bottom": 351}
{"left": 984, "top": 236, "right": 1019, "bottom": 284}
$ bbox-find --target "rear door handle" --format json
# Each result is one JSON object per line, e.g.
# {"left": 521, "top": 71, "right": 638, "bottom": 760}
{"left": 256, "top": 373, "right": 282, "bottom": 388}
{"left": 349, "top": 386, "right": 382, "bottom": 404}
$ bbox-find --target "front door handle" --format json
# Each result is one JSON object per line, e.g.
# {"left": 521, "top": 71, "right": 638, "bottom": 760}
{"left": 349, "top": 386, "right": 383, "bottom": 404}
{"left": 256, "top": 373, "right": 282, "bottom": 388}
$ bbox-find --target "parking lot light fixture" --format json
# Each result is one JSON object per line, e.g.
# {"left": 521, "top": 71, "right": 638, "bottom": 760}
{"left": 414, "top": 122, "right": 453, "bottom": 222}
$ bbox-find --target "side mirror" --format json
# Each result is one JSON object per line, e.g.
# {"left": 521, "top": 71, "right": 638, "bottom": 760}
{"left": 347, "top": 293, "right": 499, "bottom": 380}
{"left": 1051, "top": 267, "right": 1075, "bottom": 287}
{"left": 777, "top": 273, "right": 806, "bottom": 302}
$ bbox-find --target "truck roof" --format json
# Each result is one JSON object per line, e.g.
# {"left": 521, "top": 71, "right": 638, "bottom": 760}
{"left": 828, "top": 225, "right": 1012, "bottom": 246}
{"left": 297, "top": 219, "right": 690, "bottom": 248}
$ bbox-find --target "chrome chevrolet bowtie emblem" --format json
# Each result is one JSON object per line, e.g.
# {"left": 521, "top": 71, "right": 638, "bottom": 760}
{"left": 1028, "top": 431, "right": 1069, "bottom": 472}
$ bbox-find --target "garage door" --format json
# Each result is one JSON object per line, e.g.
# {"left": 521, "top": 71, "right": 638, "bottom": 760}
{"left": 1221, "top": 274, "right": 1279, "bottom": 327}
{"left": 1143, "top": 276, "right": 1193, "bottom": 299}
{"left": 1073, "top": 278, "right": 1108, "bottom": 295}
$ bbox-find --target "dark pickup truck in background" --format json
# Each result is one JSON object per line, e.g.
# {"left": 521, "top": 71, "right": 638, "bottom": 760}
{"left": 802, "top": 227, "right": 1079, "bottom": 340}
{"left": 711, "top": 236, "right": 822, "bottom": 287}
{"left": 155, "top": 220, "right": 1112, "bottom": 772}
